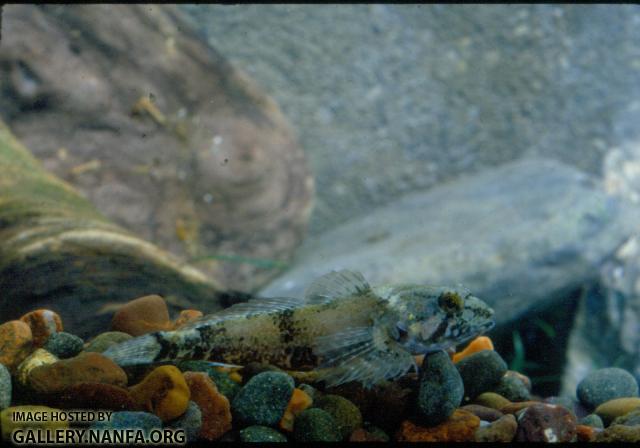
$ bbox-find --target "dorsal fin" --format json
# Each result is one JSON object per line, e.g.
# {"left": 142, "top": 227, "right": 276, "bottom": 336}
{"left": 313, "top": 324, "right": 416, "bottom": 388}
{"left": 177, "top": 296, "right": 306, "bottom": 330}
{"left": 304, "top": 269, "right": 371, "bottom": 304}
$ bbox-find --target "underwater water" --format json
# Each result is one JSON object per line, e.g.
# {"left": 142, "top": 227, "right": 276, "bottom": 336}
{"left": 1, "top": 3, "right": 640, "bottom": 443}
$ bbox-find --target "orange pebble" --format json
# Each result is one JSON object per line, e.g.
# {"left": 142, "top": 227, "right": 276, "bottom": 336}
{"left": 111, "top": 295, "right": 173, "bottom": 336}
{"left": 20, "top": 310, "right": 63, "bottom": 347}
{"left": 279, "top": 388, "right": 313, "bottom": 432}
{"left": 452, "top": 336, "right": 494, "bottom": 363}
{"left": 576, "top": 424, "right": 596, "bottom": 442}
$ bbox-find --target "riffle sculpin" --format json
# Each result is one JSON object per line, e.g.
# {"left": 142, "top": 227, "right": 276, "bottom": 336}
{"left": 103, "top": 270, "right": 494, "bottom": 388}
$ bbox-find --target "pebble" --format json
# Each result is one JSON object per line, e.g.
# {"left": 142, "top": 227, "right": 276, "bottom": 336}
{"left": 15, "top": 348, "right": 58, "bottom": 386}
{"left": 166, "top": 401, "right": 202, "bottom": 443}
{"left": 612, "top": 408, "right": 640, "bottom": 426}
{"left": 184, "top": 371, "right": 232, "bottom": 441}
{"left": 28, "top": 352, "right": 127, "bottom": 394}
{"left": 0, "top": 364, "right": 10, "bottom": 410}
{"left": 15, "top": 348, "right": 58, "bottom": 387}
{"left": 577, "top": 367, "right": 639, "bottom": 410}
{"left": 493, "top": 371, "right": 531, "bottom": 402}
{"left": 90, "top": 411, "right": 162, "bottom": 436}
{"left": 349, "top": 426, "right": 390, "bottom": 442}
{"left": 240, "top": 362, "right": 284, "bottom": 382}
{"left": 474, "top": 413, "right": 517, "bottom": 442}
{"left": 594, "top": 397, "right": 640, "bottom": 425}
{"left": 579, "top": 413, "right": 604, "bottom": 429}
{"left": 595, "top": 424, "right": 640, "bottom": 442}
{"left": 500, "top": 400, "right": 541, "bottom": 415}
{"left": 240, "top": 425, "right": 288, "bottom": 442}
{"left": 314, "top": 394, "right": 362, "bottom": 439}
{"left": 129, "top": 365, "right": 190, "bottom": 422}
{"left": 456, "top": 350, "right": 507, "bottom": 400}
{"left": 473, "top": 392, "right": 511, "bottom": 410}
{"left": 293, "top": 408, "right": 342, "bottom": 442}
{"left": 460, "top": 404, "right": 504, "bottom": 422}
{"left": 173, "top": 310, "right": 203, "bottom": 329}
{"left": 50, "top": 383, "right": 135, "bottom": 411}
{"left": 232, "top": 371, "right": 294, "bottom": 426}
{"left": 0, "top": 320, "right": 33, "bottom": 371}
{"left": 110, "top": 295, "right": 173, "bottom": 336}
{"left": 279, "top": 388, "right": 313, "bottom": 432}
{"left": 452, "top": 336, "right": 494, "bottom": 363}
{"left": 396, "top": 410, "right": 480, "bottom": 442}
{"left": 576, "top": 424, "right": 598, "bottom": 442}
{"left": 177, "top": 360, "right": 240, "bottom": 400}
{"left": 515, "top": 403, "right": 577, "bottom": 442}
{"left": 43, "top": 332, "right": 84, "bottom": 359}
{"left": 298, "top": 383, "right": 320, "bottom": 402}
{"left": 417, "top": 350, "right": 464, "bottom": 425}
{"left": 20, "top": 310, "right": 63, "bottom": 347}
{"left": 1, "top": 406, "right": 68, "bottom": 441}
{"left": 83, "top": 331, "right": 132, "bottom": 353}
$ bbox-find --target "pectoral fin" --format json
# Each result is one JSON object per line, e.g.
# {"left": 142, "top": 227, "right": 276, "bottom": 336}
{"left": 313, "top": 325, "right": 416, "bottom": 388}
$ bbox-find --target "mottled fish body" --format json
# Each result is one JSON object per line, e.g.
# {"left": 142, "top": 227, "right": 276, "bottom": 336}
{"left": 104, "top": 270, "right": 494, "bottom": 387}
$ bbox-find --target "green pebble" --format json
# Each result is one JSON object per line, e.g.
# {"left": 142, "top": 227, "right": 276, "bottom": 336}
{"left": 314, "top": 394, "right": 362, "bottom": 439}
{"left": 579, "top": 413, "right": 604, "bottom": 429}
{"left": 293, "top": 408, "right": 342, "bottom": 442}
{"left": 363, "top": 423, "right": 389, "bottom": 442}
{"left": 240, "top": 425, "right": 288, "bottom": 442}
{"left": 43, "top": 332, "right": 84, "bottom": 359}
{"left": 232, "top": 371, "right": 294, "bottom": 426}
{"left": 492, "top": 373, "right": 531, "bottom": 402}
{"left": 417, "top": 350, "right": 464, "bottom": 425}
{"left": 84, "top": 332, "right": 132, "bottom": 353}
{"left": 298, "top": 383, "right": 321, "bottom": 401}
{"left": 0, "top": 364, "right": 10, "bottom": 410}
{"left": 177, "top": 361, "right": 240, "bottom": 400}
{"left": 577, "top": 368, "right": 639, "bottom": 410}
{"left": 166, "top": 401, "right": 202, "bottom": 442}
{"left": 612, "top": 409, "right": 640, "bottom": 427}
{"left": 456, "top": 350, "right": 508, "bottom": 401}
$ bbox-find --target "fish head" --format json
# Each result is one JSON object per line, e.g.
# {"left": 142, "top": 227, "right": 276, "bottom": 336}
{"left": 384, "top": 285, "right": 494, "bottom": 354}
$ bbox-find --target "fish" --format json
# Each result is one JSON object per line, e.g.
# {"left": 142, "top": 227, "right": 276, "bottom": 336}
{"left": 103, "top": 270, "right": 495, "bottom": 388}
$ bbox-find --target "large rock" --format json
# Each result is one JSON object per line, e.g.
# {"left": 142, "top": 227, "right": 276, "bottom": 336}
{"left": 183, "top": 5, "right": 640, "bottom": 235}
{"left": 262, "top": 158, "right": 639, "bottom": 327}
{"left": 0, "top": 4, "right": 313, "bottom": 293}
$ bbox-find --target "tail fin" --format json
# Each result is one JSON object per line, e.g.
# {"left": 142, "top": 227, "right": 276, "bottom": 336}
{"left": 102, "top": 334, "right": 161, "bottom": 366}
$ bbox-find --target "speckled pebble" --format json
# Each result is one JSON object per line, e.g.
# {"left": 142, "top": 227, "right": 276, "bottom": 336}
{"left": 43, "top": 332, "right": 84, "bottom": 359}
{"left": 515, "top": 403, "right": 577, "bottom": 442}
{"left": 577, "top": 367, "right": 639, "bottom": 410}
{"left": 0, "top": 364, "right": 10, "bottom": 410}
{"left": 456, "top": 350, "right": 507, "bottom": 401}
{"left": 594, "top": 397, "right": 640, "bottom": 425}
{"left": 166, "top": 401, "right": 202, "bottom": 443}
{"left": 493, "top": 371, "right": 531, "bottom": 402}
{"left": 579, "top": 413, "right": 604, "bottom": 429}
{"left": 293, "top": 408, "right": 341, "bottom": 442}
{"left": 595, "top": 424, "right": 640, "bottom": 442}
{"left": 91, "top": 411, "right": 162, "bottom": 436}
{"left": 474, "top": 413, "right": 517, "bottom": 442}
{"left": 612, "top": 408, "right": 640, "bottom": 426}
{"left": 240, "top": 425, "right": 288, "bottom": 442}
{"left": 314, "top": 394, "right": 362, "bottom": 439}
{"left": 83, "top": 331, "right": 132, "bottom": 353}
{"left": 417, "top": 350, "right": 464, "bottom": 425}
{"left": 20, "top": 309, "right": 63, "bottom": 348}
{"left": 15, "top": 348, "right": 58, "bottom": 387}
{"left": 232, "top": 371, "right": 294, "bottom": 426}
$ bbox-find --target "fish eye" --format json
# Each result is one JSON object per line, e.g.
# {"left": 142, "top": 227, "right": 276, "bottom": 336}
{"left": 438, "top": 291, "right": 464, "bottom": 314}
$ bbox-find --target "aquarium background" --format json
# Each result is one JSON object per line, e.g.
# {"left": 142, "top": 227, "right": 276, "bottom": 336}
{"left": 2, "top": 4, "right": 640, "bottom": 402}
